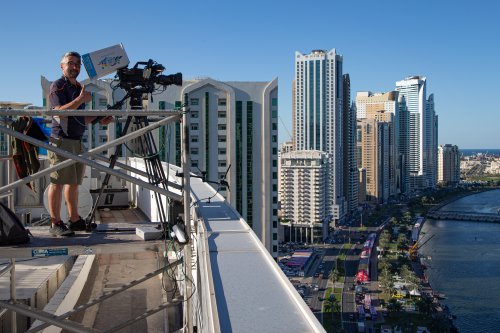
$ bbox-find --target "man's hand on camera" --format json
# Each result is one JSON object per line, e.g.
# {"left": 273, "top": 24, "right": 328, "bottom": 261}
{"left": 99, "top": 116, "right": 113, "bottom": 125}
{"left": 79, "top": 85, "right": 92, "bottom": 104}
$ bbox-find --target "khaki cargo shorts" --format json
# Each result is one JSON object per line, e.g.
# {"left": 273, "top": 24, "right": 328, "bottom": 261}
{"left": 48, "top": 138, "right": 85, "bottom": 185}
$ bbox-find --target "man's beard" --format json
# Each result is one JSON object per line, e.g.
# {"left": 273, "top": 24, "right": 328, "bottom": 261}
{"left": 67, "top": 70, "right": 79, "bottom": 79}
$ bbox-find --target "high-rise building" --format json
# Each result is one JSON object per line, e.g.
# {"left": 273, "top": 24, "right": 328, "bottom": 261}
{"left": 356, "top": 118, "right": 390, "bottom": 204}
{"left": 158, "top": 78, "right": 280, "bottom": 256}
{"left": 438, "top": 144, "right": 460, "bottom": 186}
{"left": 396, "top": 95, "right": 410, "bottom": 196}
{"left": 280, "top": 150, "right": 329, "bottom": 244}
{"left": 355, "top": 91, "right": 400, "bottom": 198}
{"left": 294, "top": 49, "right": 345, "bottom": 225}
{"left": 342, "top": 74, "right": 358, "bottom": 216}
{"left": 395, "top": 76, "right": 437, "bottom": 190}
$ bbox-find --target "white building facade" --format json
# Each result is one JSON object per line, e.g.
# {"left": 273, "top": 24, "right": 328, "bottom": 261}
{"left": 395, "top": 76, "right": 438, "bottom": 191}
{"left": 294, "top": 49, "right": 345, "bottom": 225}
{"left": 158, "top": 78, "right": 280, "bottom": 257}
{"left": 280, "top": 150, "right": 329, "bottom": 244}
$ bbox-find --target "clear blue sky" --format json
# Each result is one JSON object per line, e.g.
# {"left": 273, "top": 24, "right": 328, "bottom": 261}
{"left": 1, "top": 0, "right": 498, "bottom": 148}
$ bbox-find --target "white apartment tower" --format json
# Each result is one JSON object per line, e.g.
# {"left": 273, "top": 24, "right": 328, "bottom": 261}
{"left": 159, "top": 78, "right": 280, "bottom": 257}
{"left": 280, "top": 150, "right": 329, "bottom": 244}
{"left": 438, "top": 144, "right": 460, "bottom": 186}
{"left": 396, "top": 76, "right": 438, "bottom": 190}
{"left": 294, "top": 49, "right": 345, "bottom": 224}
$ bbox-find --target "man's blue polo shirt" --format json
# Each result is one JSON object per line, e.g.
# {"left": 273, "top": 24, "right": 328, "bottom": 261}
{"left": 49, "top": 76, "right": 86, "bottom": 140}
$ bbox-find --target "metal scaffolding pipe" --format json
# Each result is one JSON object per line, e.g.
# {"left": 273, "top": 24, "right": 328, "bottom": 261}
{"left": 0, "top": 109, "right": 181, "bottom": 117}
{"left": 0, "top": 301, "right": 101, "bottom": 333}
{"left": 0, "top": 115, "right": 182, "bottom": 201}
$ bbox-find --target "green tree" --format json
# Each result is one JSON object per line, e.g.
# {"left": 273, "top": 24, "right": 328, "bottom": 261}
{"left": 402, "top": 211, "right": 413, "bottom": 225}
{"left": 400, "top": 265, "right": 412, "bottom": 283}
{"left": 397, "top": 233, "right": 408, "bottom": 250}
{"left": 416, "top": 297, "right": 433, "bottom": 315}
{"left": 379, "top": 230, "right": 391, "bottom": 252}
{"left": 379, "top": 268, "right": 394, "bottom": 295}
{"left": 389, "top": 216, "right": 399, "bottom": 226}
{"left": 387, "top": 298, "right": 402, "bottom": 313}
{"left": 329, "top": 268, "right": 339, "bottom": 284}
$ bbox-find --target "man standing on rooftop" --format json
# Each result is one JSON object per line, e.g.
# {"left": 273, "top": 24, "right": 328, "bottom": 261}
{"left": 47, "top": 51, "right": 112, "bottom": 236}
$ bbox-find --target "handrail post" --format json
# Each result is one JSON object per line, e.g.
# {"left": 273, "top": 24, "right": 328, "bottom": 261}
{"left": 10, "top": 258, "right": 16, "bottom": 333}
{"left": 182, "top": 93, "right": 193, "bottom": 333}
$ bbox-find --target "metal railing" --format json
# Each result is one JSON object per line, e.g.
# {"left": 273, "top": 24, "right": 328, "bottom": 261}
{"left": 0, "top": 108, "right": 205, "bottom": 333}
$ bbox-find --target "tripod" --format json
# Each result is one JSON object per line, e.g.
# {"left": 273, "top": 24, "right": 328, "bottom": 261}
{"left": 85, "top": 92, "right": 172, "bottom": 232}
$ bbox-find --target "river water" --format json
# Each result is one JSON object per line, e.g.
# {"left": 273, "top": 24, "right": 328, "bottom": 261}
{"left": 420, "top": 189, "right": 500, "bottom": 332}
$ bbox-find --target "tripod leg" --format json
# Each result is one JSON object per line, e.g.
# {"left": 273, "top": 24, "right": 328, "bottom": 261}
{"left": 85, "top": 116, "right": 134, "bottom": 231}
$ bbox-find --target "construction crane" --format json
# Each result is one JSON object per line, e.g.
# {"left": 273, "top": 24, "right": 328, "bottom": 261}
{"left": 409, "top": 234, "right": 435, "bottom": 261}
{"left": 279, "top": 116, "right": 293, "bottom": 141}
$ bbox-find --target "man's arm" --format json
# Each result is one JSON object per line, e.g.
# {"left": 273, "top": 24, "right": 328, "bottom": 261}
{"left": 54, "top": 84, "right": 91, "bottom": 111}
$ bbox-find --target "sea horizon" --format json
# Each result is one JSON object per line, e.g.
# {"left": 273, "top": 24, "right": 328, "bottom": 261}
{"left": 460, "top": 148, "right": 500, "bottom": 156}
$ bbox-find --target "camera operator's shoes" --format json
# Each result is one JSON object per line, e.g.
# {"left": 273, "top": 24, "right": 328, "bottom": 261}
{"left": 50, "top": 221, "right": 75, "bottom": 237}
{"left": 69, "top": 217, "right": 87, "bottom": 231}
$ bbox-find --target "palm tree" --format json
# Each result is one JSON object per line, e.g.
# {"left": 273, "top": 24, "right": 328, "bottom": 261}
{"left": 330, "top": 268, "right": 339, "bottom": 284}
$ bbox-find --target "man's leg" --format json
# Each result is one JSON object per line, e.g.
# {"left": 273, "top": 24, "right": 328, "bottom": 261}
{"left": 65, "top": 184, "right": 79, "bottom": 222}
{"left": 48, "top": 183, "right": 64, "bottom": 224}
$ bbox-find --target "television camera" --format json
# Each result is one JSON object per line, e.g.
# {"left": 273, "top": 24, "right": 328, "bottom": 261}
{"left": 116, "top": 59, "right": 182, "bottom": 95}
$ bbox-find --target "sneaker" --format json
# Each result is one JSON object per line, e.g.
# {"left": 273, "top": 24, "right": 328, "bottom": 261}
{"left": 69, "top": 217, "right": 87, "bottom": 231}
{"left": 50, "top": 221, "right": 75, "bottom": 237}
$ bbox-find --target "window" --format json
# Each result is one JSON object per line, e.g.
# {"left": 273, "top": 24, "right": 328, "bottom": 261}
{"left": 218, "top": 124, "right": 226, "bottom": 131}
{"left": 218, "top": 135, "right": 226, "bottom": 142}
{"left": 272, "top": 110, "right": 278, "bottom": 118}
{"left": 99, "top": 98, "right": 108, "bottom": 107}
{"left": 175, "top": 101, "right": 181, "bottom": 108}
{"left": 191, "top": 111, "right": 199, "bottom": 118}
{"left": 272, "top": 160, "right": 277, "bottom": 167}
{"left": 191, "top": 148, "right": 199, "bottom": 155}
{"left": 272, "top": 123, "right": 277, "bottom": 130}
{"left": 272, "top": 135, "right": 277, "bottom": 142}
{"left": 218, "top": 111, "right": 226, "bottom": 118}
{"left": 219, "top": 148, "right": 226, "bottom": 155}
{"left": 192, "top": 160, "right": 198, "bottom": 167}
{"left": 272, "top": 184, "right": 277, "bottom": 191}
{"left": 272, "top": 172, "right": 277, "bottom": 179}
{"left": 218, "top": 161, "right": 227, "bottom": 167}
{"left": 218, "top": 98, "right": 227, "bottom": 106}
{"left": 159, "top": 101, "right": 166, "bottom": 110}
{"left": 273, "top": 233, "right": 277, "bottom": 241}
{"left": 190, "top": 98, "right": 199, "bottom": 106}
{"left": 191, "top": 124, "right": 199, "bottom": 130}
{"left": 272, "top": 98, "right": 278, "bottom": 106}
{"left": 191, "top": 136, "right": 198, "bottom": 143}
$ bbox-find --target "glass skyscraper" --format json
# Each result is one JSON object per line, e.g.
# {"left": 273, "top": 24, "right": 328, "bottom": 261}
{"left": 294, "top": 49, "right": 345, "bottom": 223}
